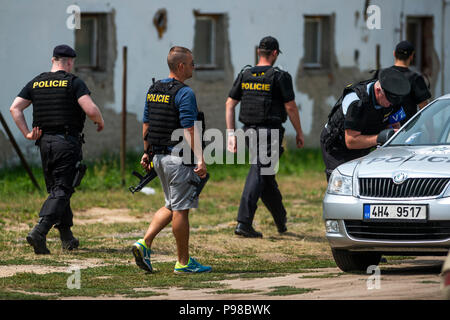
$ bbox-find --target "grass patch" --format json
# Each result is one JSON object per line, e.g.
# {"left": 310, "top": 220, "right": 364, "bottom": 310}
{"left": 210, "top": 288, "right": 262, "bottom": 295}
{"left": 265, "top": 286, "right": 318, "bottom": 296}
{"left": 0, "top": 148, "right": 333, "bottom": 299}
{"left": 0, "top": 258, "right": 68, "bottom": 267}
{"left": 300, "top": 272, "right": 344, "bottom": 279}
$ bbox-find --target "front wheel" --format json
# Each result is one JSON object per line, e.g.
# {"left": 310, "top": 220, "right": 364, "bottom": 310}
{"left": 331, "top": 248, "right": 381, "bottom": 272}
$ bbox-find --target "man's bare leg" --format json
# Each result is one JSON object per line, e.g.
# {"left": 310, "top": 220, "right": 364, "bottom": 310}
{"left": 172, "top": 209, "right": 190, "bottom": 266}
{"left": 143, "top": 206, "right": 172, "bottom": 248}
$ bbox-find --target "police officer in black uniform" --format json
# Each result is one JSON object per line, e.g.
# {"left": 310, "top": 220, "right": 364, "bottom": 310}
{"left": 226, "top": 36, "right": 305, "bottom": 238}
{"left": 320, "top": 68, "right": 410, "bottom": 181}
{"left": 388, "top": 40, "right": 432, "bottom": 124}
{"left": 10, "top": 45, "right": 104, "bottom": 254}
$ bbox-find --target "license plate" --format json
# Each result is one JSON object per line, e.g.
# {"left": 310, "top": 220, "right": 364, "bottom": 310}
{"left": 363, "top": 204, "right": 427, "bottom": 221}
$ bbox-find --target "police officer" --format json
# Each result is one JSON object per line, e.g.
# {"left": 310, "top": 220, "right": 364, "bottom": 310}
{"left": 388, "top": 40, "right": 432, "bottom": 124}
{"left": 9, "top": 45, "right": 104, "bottom": 254}
{"left": 226, "top": 36, "right": 305, "bottom": 238}
{"left": 320, "top": 68, "right": 410, "bottom": 181}
{"left": 132, "top": 46, "right": 211, "bottom": 274}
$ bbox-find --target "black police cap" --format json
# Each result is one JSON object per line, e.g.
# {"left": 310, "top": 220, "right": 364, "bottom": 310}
{"left": 379, "top": 68, "right": 411, "bottom": 105}
{"left": 258, "top": 36, "right": 282, "bottom": 54}
{"left": 395, "top": 40, "right": 414, "bottom": 57}
{"left": 53, "top": 44, "right": 77, "bottom": 58}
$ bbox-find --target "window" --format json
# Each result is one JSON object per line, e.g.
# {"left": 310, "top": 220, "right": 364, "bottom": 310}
{"left": 75, "top": 13, "right": 107, "bottom": 70}
{"left": 303, "top": 16, "right": 332, "bottom": 69}
{"left": 193, "top": 13, "right": 225, "bottom": 70}
{"left": 194, "top": 16, "right": 216, "bottom": 67}
{"left": 304, "top": 17, "right": 321, "bottom": 67}
{"left": 406, "top": 16, "right": 433, "bottom": 75}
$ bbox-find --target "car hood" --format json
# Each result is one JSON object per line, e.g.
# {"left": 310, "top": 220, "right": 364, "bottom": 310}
{"left": 338, "top": 146, "right": 450, "bottom": 178}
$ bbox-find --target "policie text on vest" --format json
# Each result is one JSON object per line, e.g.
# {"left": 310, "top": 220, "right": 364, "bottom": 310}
{"left": 147, "top": 93, "right": 170, "bottom": 104}
{"left": 241, "top": 82, "right": 271, "bottom": 92}
{"left": 33, "top": 80, "right": 69, "bottom": 89}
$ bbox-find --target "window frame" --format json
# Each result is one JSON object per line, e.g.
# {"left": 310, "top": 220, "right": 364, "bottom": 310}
{"left": 74, "top": 13, "right": 104, "bottom": 71}
{"left": 303, "top": 16, "right": 324, "bottom": 69}
{"left": 193, "top": 15, "right": 218, "bottom": 70}
{"left": 406, "top": 17, "right": 423, "bottom": 72}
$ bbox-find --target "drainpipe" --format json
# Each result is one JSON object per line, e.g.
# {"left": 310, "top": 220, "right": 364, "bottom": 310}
{"left": 400, "top": 0, "right": 405, "bottom": 41}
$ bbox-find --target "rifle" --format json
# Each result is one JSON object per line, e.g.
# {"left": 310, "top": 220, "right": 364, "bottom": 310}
{"left": 129, "top": 160, "right": 158, "bottom": 194}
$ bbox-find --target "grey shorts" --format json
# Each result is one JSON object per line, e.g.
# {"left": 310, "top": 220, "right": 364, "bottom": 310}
{"left": 153, "top": 154, "right": 200, "bottom": 211}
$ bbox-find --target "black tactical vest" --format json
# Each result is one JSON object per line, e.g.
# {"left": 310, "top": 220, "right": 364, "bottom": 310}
{"left": 30, "top": 71, "right": 86, "bottom": 133}
{"left": 238, "top": 67, "right": 287, "bottom": 126}
{"left": 322, "top": 80, "right": 376, "bottom": 155}
{"left": 145, "top": 79, "right": 186, "bottom": 147}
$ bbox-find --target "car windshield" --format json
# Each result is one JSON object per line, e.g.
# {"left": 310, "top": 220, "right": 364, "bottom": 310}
{"left": 388, "top": 99, "right": 450, "bottom": 146}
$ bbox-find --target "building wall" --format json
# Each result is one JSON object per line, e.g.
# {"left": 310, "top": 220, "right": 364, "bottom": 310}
{"left": 0, "top": 0, "right": 448, "bottom": 164}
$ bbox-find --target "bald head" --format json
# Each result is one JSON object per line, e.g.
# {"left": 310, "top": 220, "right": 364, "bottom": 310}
{"left": 167, "top": 46, "right": 192, "bottom": 72}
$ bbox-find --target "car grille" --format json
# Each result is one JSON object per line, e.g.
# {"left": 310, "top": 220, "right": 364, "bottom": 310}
{"left": 345, "top": 220, "right": 450, "bottom": 241}
{"left": 359, "top": 177, "right": 450, "bottom": 198}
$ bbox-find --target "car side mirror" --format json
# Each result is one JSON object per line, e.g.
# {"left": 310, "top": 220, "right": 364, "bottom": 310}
{"left": 377, "top": 128, "right": 395, "bottom": 146}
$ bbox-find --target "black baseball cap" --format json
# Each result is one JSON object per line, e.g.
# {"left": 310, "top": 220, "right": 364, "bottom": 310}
{"left": 258, "top": 36, "right": 282, "bottom": 54}
{"left": 53, "top": 44, "right": 77, "bottom": 58}
{"left": 395, "top": 40, "right": 414, "bottom": 57}
{"left": 378, "top": 68, "right": 411, "bottom": 105}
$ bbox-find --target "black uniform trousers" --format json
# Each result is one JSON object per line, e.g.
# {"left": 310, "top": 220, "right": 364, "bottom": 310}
{"left": 37, "top": 133, "right": 82, "bottom": 232}
{"left": 237, "top": 126, "right": 287, "bottom": 228}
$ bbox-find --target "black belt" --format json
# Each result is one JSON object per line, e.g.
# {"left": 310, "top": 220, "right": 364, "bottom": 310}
{"left": 152, "top": 146, "right": 183, "bottom": 155}
{"left": 43, "top": 131, "right": 84, "bottom": 144}
{"left": 152, "top": 146, "right": 196, "bottom": 166}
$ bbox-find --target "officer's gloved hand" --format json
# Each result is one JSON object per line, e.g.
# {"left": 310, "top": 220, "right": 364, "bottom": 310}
{"left": 376, "top": 128, "right": 395, "bottom": 146}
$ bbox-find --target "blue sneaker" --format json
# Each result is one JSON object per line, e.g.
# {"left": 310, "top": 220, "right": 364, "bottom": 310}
{"left": 174, "top": 257, "right": 212, "bottom": 274}
{"left": 132, "top": 239, "right": 152, "bottom": 272}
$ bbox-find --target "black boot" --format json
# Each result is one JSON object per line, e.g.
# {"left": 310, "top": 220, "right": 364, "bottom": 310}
{"left": 57, "top": 227, "right": 79, "bottom": 251}
{"left": 234, "top": 223, "right": 263, "bottom": 238}
{"left": 276, "top": 217, "right": 287, "bottom": 234}
{"left": 26, "top": 225, "right": 50, "bottom": 254}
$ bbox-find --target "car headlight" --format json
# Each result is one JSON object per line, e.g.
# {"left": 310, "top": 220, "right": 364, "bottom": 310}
{"left": 327, "top": 170, "right": 353, "bottom": 196}
{"left": 443, "top": 182, "right": 450, "bottom": 198}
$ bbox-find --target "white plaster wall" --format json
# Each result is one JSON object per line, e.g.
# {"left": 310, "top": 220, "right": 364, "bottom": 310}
{"left": 1, "top": 0, "right": 448, "bottom": 153}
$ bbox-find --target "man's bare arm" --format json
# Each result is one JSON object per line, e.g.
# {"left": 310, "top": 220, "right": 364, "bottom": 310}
{"left": 78, "top": 94, "right": 104, "bottom": 131}
{"left": 225, "top": 97, "right": 239, "bottom": 131}
{"left": 284, "top": 100, "right": 304, "bottom": 148}
{"left": 345, "top": 129, "right": 378, "bottom": 149}
{"left": 142, "top": 123, "right": 150, "bottom": 152}
{"left": 185, "top": 125, "right": 207, "bottom": 178}
{"left": 225, "top": 97, "right": 239, "bottom": 153}
{"left": 9, "top": 97, "right": 42, "bottom": 140}
{"left": 418, "top": 100, "right": 429, "bottom": 110}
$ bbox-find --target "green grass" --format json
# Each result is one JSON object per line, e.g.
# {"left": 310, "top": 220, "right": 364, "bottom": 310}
{"left": 0, "top": 148, "right": 334, "bottom": 299}
{"left": 210, "top": 289, "right": 262, "bottom": 295}
{"left": 0, "top": 148, "right": 324, "bottom": 193}
{"left": 265, "top": 286, "right": 318, "bottom": 296}
{"left": 300, "top": 273, "right": 344, "bottom": 279}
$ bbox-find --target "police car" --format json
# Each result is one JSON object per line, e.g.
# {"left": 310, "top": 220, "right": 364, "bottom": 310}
{"left": 323, "top": 94, "right": 450, "bottom": 272}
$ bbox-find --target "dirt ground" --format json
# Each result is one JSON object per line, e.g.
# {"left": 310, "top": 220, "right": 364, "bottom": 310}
{"left": 2, "top": 256, "right": 444, "bottom": 300}
{"left": 1, "top": 206, "right": 446, "bottom": 300}
{"left": 74, "top": 257, "right": 445, "bottom": 300}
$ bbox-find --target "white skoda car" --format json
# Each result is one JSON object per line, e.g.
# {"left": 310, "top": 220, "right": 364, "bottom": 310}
{"left": 323, "top": 94, "right": 450, "bottom": 272}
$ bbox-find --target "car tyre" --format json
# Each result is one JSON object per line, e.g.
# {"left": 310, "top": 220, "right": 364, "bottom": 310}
{"left": 331, "top": 248, "right": 381, "bottom": 273}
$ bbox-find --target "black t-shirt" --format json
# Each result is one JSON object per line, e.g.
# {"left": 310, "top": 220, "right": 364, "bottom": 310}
{"left": 17, "top": 71, "right": 91, "bottom": 101}
{"left": 228, "top": 65, "right": 295, "bottom": 103}
{"left": 388, "top": 66, "right": 431, "bottom": 121}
